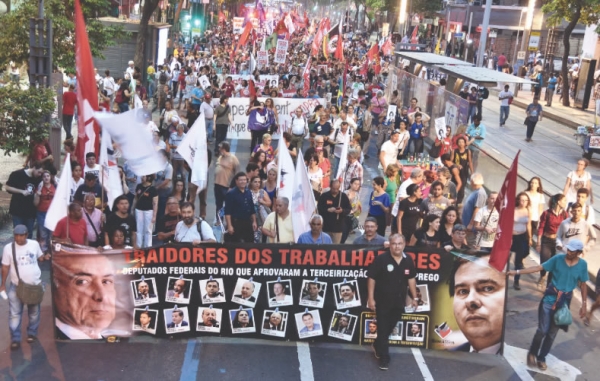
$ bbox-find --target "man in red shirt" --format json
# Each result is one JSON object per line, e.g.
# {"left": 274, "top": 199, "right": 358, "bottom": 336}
{"left": 53, "top": 203, "right": 89, "bottom": 246}
{"left": 221, "top": 76, "right": 235, "bottom": 98}
{"left": 62, "top": 84, "right": 78, "bottom": 139}
{"left": 497, "top": 53, "right": 507, "bottom": 71}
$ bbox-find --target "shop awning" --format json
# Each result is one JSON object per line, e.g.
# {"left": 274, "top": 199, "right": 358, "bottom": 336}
{"left": 435, "top": 65, "right": 537, "bottom": 87}
{"left": 394, "top": 52, "right": 474, "bottom": 67}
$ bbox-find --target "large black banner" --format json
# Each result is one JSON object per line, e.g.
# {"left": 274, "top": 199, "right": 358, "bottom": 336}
{"left": 51, "top": 243, "right": 506, "bottom": 353}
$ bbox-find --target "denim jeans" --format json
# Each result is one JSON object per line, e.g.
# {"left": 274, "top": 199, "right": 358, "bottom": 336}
{"left": 12, "top": 216, "right": 35, "bottom": 239}
{"left": 529, "top": 301, "right": 561, "bottom": 362}
{"left": 8, "top": 283, "right": 42, "bottom": 343}
{"left": 500, "top": 106, "right": 510, "bottom": 125}
{"left": 135, "top": 209, "right": 154, "bottom": 248}
{"left": 205, "top": 119, "right": 214, "bottom": 141}
{"left": 36, "top": 211, "right": 50, "bottom": 253}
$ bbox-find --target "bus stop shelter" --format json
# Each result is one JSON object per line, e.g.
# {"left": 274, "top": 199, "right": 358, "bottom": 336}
{"left": 434, "top": 65, "right": 537, "bottom": 94}
{"left": 394, "top": 52, "right": 473, "bottom": 77}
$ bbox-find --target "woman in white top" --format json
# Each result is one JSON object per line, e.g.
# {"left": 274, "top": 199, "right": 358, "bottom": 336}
{"left": 307, "top": 153, "right": 324, "bottom": 200}
{"left": 563, "top": 159, "right": 593, "bottom": 205}
{"left": 512, "top": 192, "right": 533, "bottom": 290}
{"left": 69, "top": 162, "right": 84, "bottom": 203}
{"left": 396, "top": 120, "right": 411, "bottom": 159}
{"left": 525, "top": 177, "right": 545, "bottom": 234}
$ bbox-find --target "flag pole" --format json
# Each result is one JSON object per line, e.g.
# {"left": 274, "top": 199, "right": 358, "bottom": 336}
{"left": 476, "top": 205, "right": 496, "bottom": 247}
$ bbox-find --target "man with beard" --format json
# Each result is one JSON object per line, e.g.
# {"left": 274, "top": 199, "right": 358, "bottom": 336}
{"left": 167, "top": 279, "right": 187, "bottom": 299}
{"left": 155, "top": 197, "right": 181, "bottom": 244}
{"left": 449, "top": 254, "right": 505, "bottom": 353}
{"left": 333, "top": 315, "right": 352, "bottom": 335}
{"left": 174, "top": 202, "right": 215, "bottom": 244}
{"left": 52, "top": 254, "right": 117, "bottom": 339}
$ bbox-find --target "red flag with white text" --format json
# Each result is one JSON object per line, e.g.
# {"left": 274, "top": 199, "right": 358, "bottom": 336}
{"left": 302, "top": 55, "right": 311, "bottom": 97}
{"left": 489, "top": 151, "right": 520, "bottom": 272}
{"left": 74, "top": 0, "right": 99, "bottom": 166}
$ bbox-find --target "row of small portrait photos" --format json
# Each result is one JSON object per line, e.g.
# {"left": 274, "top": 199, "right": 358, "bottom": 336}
{"left": 133, "top": 307, "right": 427, "bottom": 342}
{"left": 132, "top": 277, "right": 363, "bottom": 309}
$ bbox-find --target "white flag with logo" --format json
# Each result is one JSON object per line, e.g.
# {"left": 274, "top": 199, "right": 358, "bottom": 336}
{"left": 45, "top": 154, "right": 72, "bottom": 231}
{"left": 134, "top": 94, "right": 143, "bottom": 109}
{"left": 176, "top": 114, "right": 208, "bottom": 192}
{"left": 335, "top": 131, "right": 350, "bottom": 181}
{"left": 94, "top": 109, "right": 164, "bottom": 176}
{"left": 99, "top": 127, "right": 124, "bottom": 208}
{"left": 291, "top": 151, "right": 316, "bottom": 242}
{"left": 277, "top": 140, "right": 295, "bottom": 203}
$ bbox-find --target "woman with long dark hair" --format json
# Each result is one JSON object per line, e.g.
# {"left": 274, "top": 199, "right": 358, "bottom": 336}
{"left": 525, "top": 176, "right": 546, "bottom": 234}
{"left": 439, "top": 205, "right": 461, "bottom": 244}
{"left": 409, "top": 214, "right": 441, "bottom": 248}
{"left": 368, "top": 176, "right": 391, "bottom": 237}
{"left": 535, "top": 193, "right": 568, "bottom": 288}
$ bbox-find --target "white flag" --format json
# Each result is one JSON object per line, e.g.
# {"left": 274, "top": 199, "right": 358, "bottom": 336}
{"left": 134, "top": 94, "right": 143, "bottom": 109}
{"left": 291, "top": 151, "right": 316, "bottom": 242}
{"left": 335, "top": 132, "right": 350, "bottom": 181}
{"left": 99, "top": 127, "right": 124, "bottom": 208}
{"left": 176, "top": 114, "right": 208, "bottom": 192}
{"left": 45, "top": 154, "right": 72, "bottom": 231}
{"left": 94, "top": 109, "right": 164, "bottom": 176}
{"left": 277, "top": 141, "right": 295, "bottom": 204}
{"left": 284, "top": 14, "right": 296, "bottom": 34}
{"left": 250, "top": 53, "right": 257, "bottom": 73}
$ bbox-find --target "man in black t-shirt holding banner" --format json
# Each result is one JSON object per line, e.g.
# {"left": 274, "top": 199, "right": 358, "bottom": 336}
{"left": 367, "top": 234, "right": 418, "bottom": 371}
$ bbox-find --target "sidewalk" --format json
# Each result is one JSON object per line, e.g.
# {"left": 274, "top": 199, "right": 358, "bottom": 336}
{"left": 493, "top": 86, "right": 598, "bottom": 129}
{"left": 477, "top": 91, "right": 600, "bottom": 294}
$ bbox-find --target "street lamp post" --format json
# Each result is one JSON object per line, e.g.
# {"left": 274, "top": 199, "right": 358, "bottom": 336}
{"left": 513, "top": 8, "right": 526, "bottom": 66}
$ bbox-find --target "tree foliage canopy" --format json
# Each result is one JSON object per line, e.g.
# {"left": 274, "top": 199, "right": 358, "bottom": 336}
{"left": 0, "top": 86, "right": 56, "bottom": 156}
{"left": 542, "top": 0, "right": 600, "bottom": 29}
{"left": 0, "top": 0, "right": 121, "bottom": 72}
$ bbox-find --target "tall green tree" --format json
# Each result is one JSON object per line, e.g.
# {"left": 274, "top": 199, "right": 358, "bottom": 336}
{"left": 542, "top": 0, "right": 600, "bottom": 106}
{"left": 412, "top": 0, "right": 443, "bottom": 18}
{"left": 0, "top": 86, "right": 56, "bottom": 156}
{"left": 0, "top": 0, "right": 121, "bottom": 72}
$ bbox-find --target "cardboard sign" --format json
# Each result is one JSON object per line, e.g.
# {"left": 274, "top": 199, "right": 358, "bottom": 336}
{"left": 274, "top": 40, "right": 289, "bottom": 64}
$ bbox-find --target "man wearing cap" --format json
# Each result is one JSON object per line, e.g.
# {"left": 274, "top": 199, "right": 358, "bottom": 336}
{"left": 169, "top": 124, "right": 188, "bottom": 189}
{"left": 508, "top": 239, "right": 588, "bottom": 371}
{"left": 1, "top": 225, "right": 50, "bottom": 350}
{"left": 556, "top": 202, "right": 596, "bottom": 254}
{"left": 126, "top": 60, "right": 135, "bottom": 79}
{"left": 200, "top": 93, "right": 215, "bottom": 142}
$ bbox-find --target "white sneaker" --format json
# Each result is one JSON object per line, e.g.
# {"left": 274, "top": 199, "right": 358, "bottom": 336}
{"left": 374, "top": 131, "right": 379, "bottom": 135}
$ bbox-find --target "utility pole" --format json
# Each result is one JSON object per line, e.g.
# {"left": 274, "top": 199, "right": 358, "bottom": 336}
{"left": 29, "top": 0, "right": 60, "bottom": 169}
{"left": 476, "top": 0, "right": 492, "bottom": 67}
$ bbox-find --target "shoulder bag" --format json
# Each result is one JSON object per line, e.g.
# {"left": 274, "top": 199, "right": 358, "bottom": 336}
{"left": 553, "top": 304, "right": 572, "bottom": 326}
{"left": 12, "top": 243, "right": 45, "bottom": 305}
{"left": 84, "top": 211, "right": 103, "bottom": 247}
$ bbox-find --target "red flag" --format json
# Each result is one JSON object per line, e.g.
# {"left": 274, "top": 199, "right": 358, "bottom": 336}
{"left": 334, "top": 24, "right": 344, "bottom": 61}
{"left": 248, "top": 79, "right": 257, "bottom": 98}
{"left": 218, "top": 11, "right": 225, "bottom": 23}
{"left": 381, "top": 37, "right": 393, "bottom": 56}
{"left": 489, "top": 151, "right": 520, "bottom": 272}
{"left": 236, "top": 22, "right": 253, "bottom": 52}
{"left": 360, "top": 57, "right": 369, "bottom": 76}
{"left": 274, "top": 16, "right": 288, "bottom": 35}
{"left": 302, "top": 55, "right": 311, "bottom": 97}
{"left": 312, "top": 18, "right": 329, "bottom": 57}
{"left": 74, "top": 0, "right": 99, "bottom": 166}
{"left": 367, "top": 43, "right": 379, "bottom": 61}
{"left": 411, "top": 25, "right": 419, "bottom": 51}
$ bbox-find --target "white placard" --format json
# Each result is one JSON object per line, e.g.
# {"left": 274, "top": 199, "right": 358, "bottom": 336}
{"left": 233, "top": 17, "right": 244, "bottom": 34}
{"left": 274, "top": 40, "right": 289, "bottom": 64}
{"left": 386, "top": 105, "right": 397, "bottom": 123}
{"left": 257, "top": 50, "right": 269, "bottom": 68}
{"left": 435, "top": 117, "right": 446, "bottom": 140}
{"left": 199, "top": 75, "right": 211, "bottom": 90}
{"left": 227, "top": 97, "right": 326, "bottom": 140}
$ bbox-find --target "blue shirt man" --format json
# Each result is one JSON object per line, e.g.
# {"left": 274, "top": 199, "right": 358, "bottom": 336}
{"left": 297, "top": 216, "right": 332, "bottom": 244}
{"left": 466, "top": 116, "right": 486, "bottom": 149}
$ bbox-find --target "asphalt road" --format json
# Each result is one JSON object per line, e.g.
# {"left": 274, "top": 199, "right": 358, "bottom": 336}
{"left": 1, "top": 100, "right": 600, "bottom": 380}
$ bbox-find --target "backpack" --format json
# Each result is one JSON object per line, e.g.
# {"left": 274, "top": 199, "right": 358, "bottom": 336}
{"left": 480, "top": 87, "right": 489, "bottom": 100}
{"left": 196, "top": 218, "right": 205, "bottom": 241}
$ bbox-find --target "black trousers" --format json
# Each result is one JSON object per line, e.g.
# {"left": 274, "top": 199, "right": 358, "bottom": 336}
{"left": 250, "top": 130, "right": 267, "bottom": 151}
{"left": 215, "top": 124, "right": 229, "bottom": 150}
{"left": 526, "top": 119, "right": 538, "bottom": 139}
{"left": 225, "top": 218, "right": 254, "bottom": 243}
{"left": 374, "top": 304, "right": 403, "bottom": 360}
{"left": 62, "top": 114, "right": 74, "bottom": 138}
